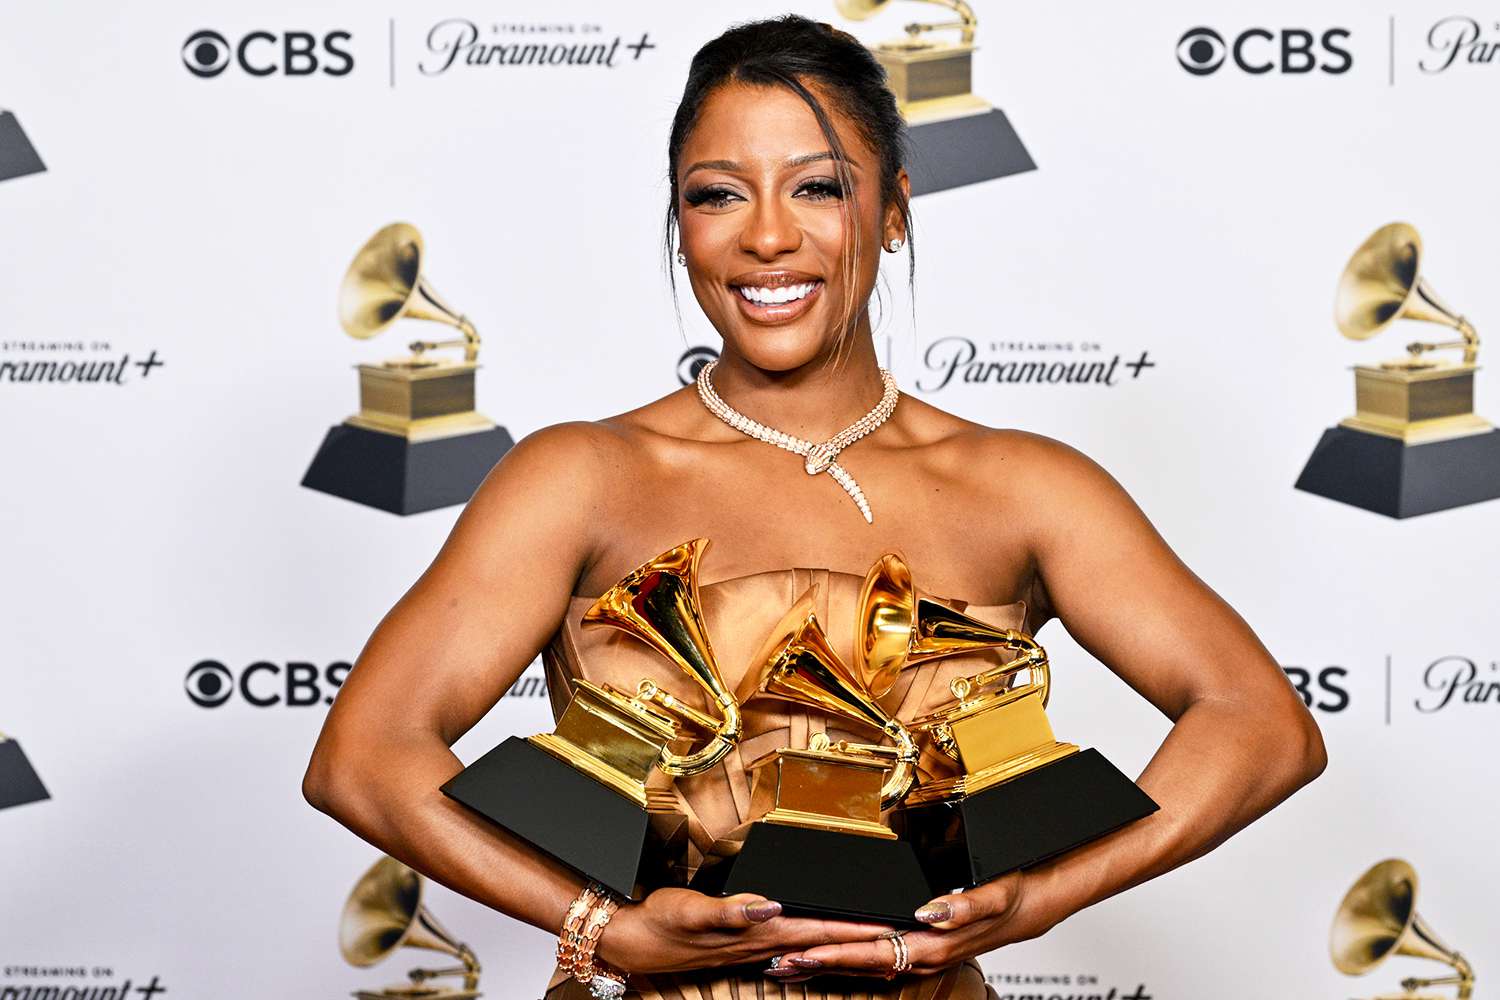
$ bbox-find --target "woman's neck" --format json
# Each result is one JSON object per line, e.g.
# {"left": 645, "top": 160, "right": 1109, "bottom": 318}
{"left": 706, "top": 335, "right": 887, "bottom": 442}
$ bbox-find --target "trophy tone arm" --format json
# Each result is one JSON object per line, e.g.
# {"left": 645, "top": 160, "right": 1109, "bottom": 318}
{"left": 407, "top": 315, "right": 481, "bottom": 364}
{"left": 1404, "top": 316, "right": 1479, "bottom": 366}
{"left": 901, "top": 0, "right": 977, "bottom": 44}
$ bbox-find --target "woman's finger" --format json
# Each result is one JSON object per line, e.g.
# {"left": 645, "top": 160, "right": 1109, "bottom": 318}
{"left": 761, "top": 915, "right": 897, "bottom": 948}
{"left": 698, "top": 893, "right": 781, "bottom": 929}
{"left": 780, "top": 938, "right": 901, "bottom": 974}
{"left": 916, "top": 875, "right": 1021, "bottom": 930}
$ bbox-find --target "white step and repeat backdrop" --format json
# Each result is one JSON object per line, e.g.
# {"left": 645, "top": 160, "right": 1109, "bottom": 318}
{"left": 4, "top": 2, "right": 1499, "bottom": 998}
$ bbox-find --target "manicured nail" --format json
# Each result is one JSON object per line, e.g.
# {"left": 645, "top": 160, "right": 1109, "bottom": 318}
{"left": 745, "top": 900, "right": 782, "bottom": 922}
{"left": 763, "top": 965, "right": 798, "bottom": 977}
{"left": 788, "top": 957, "right": 823, "bottom": 969}
{"left": 915, "top": 901, "right": 953, "bottom": 923}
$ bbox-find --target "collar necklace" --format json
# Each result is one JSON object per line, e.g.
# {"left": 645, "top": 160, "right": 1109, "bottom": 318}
{"left": 695, "top": 359, "right": 900, "bottom": 524}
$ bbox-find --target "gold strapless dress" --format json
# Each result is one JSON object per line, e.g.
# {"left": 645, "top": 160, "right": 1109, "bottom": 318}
{"left": 541, "top": 566, "right": 1022, "bottom": 1000}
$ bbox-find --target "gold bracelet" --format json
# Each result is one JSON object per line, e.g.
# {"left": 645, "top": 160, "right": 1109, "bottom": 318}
{"left": 555, "top": 882, "right": 627, "bottom": 996}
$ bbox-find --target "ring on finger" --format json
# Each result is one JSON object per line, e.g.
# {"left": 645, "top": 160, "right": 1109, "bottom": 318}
{"left": 882, "top": 931, "right": 911, "bottom": 980}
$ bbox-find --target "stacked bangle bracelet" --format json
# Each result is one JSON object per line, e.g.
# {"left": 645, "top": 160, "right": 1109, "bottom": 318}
{"left": 556, "top": 882, "right": 627, "bottom": 998}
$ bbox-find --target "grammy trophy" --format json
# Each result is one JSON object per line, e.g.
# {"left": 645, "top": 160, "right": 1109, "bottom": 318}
{"left": 863, "top": 554, "right": 1158, "bottom": 892}
{"left": 340, "top": 855, "right": 482, "bottom": 1000}
{"left": 301, "top": 222, "right": 515, "bottom": 515}
{"left": 689, "top": 573, "right": 931, "bottom": 925}
{"left": 1331, "top": 858, "right": 1474, "bottom": 1000}
{"left": 835, "top": 0, "right": 1034, "bottom": 195}
{"left": 441, "top": 539, "right": 744, "bottom": 900}
{"left": 1296, "top": 222, "right": 1500, "bottom": 517}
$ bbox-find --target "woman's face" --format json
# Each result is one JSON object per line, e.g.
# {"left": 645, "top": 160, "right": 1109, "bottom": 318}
{"left": 675, "top": 80, "right": 905, "bottom": 373}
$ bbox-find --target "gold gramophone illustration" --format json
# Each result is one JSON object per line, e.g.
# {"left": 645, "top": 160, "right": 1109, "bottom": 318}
{"left": 862, "top": 553, "right": 1157, "bottom": 891}
{"left": 835, "top": 0, "right": 1035, "bottom": 195}
{"left": 301, "top": 222, "right": 514, "bottom": 515}
{"left": 340, "top": 856, "right": 481, "bottom": 1000}
{"left": 1296, "top": 222, "right": 1500, "bottom": 517}
{"left": 0, "top": 729, "right": 49, "bottom": 811}
{"left": 1331, "top": 859, "right": 1474, "bottom": 1000}
{"left": 441, "top": 538, "right": 744, "bottom": 899}
{"left": 689, "top": 578, "right": 932, "bottom": 924}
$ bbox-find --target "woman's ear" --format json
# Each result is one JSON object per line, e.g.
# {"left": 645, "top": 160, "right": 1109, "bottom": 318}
{"left": 884, "top": 168, "right": 911, "bottom": 246}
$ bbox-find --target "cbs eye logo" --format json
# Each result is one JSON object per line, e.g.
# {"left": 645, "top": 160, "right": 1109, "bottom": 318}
{"left": 185, "top": 659, "right": 351, "bottom": 708}
{"left": 1177, "top": 26, "right": 1353, "bottom": 76}
{"left": 676, "top": 346, "right": 719, "bottom": 386}
{"left": 181, "top": 29, "right": 355, "bottom": 78}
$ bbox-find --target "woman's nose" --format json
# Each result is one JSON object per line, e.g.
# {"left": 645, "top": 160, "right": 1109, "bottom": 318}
{"left": 738, "top": 197, "right": 801, "bottom": 260}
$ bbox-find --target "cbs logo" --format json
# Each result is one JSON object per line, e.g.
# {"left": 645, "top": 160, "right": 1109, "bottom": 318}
{"left": 185, "top": 660, "right": 351, "bottom": 708}
{"left": 182, "top": 29, "right": 354, "bottom": 78}
{"left": 1177, "top": 27, "right": 1353, "bottom": 76}
{"left": 676, "top": 346, "right": 719, "bottom": 386}
{"left": 1282, "top": 665, "right": 1350, "bottom": 713}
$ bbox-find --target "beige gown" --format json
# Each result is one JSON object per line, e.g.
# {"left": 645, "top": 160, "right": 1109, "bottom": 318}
{"left": 542, "top": 566, "right": 1022, "bottom": 1000}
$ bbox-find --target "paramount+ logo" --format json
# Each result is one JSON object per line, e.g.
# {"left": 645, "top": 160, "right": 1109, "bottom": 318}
{"left": 1177, "top": 26, "right": 1353, "bottom": 76}
{"left": 181, "top": 29, "right": 354, "bottom": 78}
{"left": 185, "top": 660, "right": 351, "bottom": 708}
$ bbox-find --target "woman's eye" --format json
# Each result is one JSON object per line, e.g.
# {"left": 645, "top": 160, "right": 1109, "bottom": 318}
{"left": 796, "top": 179, "right": 844, "bottom": 202}
{"left": 684, "top": 186, "right": 738, "bottom": 209}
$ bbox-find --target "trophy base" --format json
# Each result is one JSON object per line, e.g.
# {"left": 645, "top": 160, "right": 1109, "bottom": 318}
{"left": 440, "top": 736, "right": 686, "bottom": 900}
{"left": 906, "top": 109, "right": 1036, "bottom": 197}
{"left": 1295, "top": 425, "right": 1500, "bottom": 518}
{"left": 689, "top": 820, "right": 930, "bottom": 926}
{"left": 301, "top": 423, "right": 514, "bottom": 515}
{"left": 903, "top": 748, "right": 1159, "bottom": 893}
{"left": 0, "top": 112, "right": 46, "bottom": 182}
{"left": 0, "top": 739, "right": 49, "bottom": 810}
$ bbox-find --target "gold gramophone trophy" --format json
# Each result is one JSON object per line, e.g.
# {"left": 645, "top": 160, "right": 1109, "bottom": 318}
{"left": 301, "top": 222, "right": 514, "bottom": 515}
{"left": 441, "top": 538, "right": 744, "bottom": 899}
{"left": 860, "top": 553, "right": 1157, "bottom": 892}
{"left": 835, "top": 0, "right": 1034, "bottom": 195}
{"left": 340, "top": 856, "right": 481, "bottom": 1000}
{"left": 1331, "top": 859, "right": 1474, "bottom": 1000}
{"left": 689, "top": 581, "right": 932, "bottom": 924}
{"left": 0, "top": 110, "right": 46, "bottom": 183}
{"left": 0, "top": 730, "right": 49, "bottom": 811}
{"left": 1296, "top": 222, "right": 1500, "bottom": 517}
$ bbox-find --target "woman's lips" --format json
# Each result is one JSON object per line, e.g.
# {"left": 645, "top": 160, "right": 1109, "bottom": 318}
{"left": 730, "top": 279, "right": 824, "bottom": 324}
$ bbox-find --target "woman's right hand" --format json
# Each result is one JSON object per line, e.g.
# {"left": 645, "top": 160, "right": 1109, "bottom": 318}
{"left": 595, "top": 887, "right": 894, "bottom": 975}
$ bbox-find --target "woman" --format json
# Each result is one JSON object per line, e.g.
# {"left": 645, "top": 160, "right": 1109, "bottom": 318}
{"left": 303, "top": 15, "right": 1326, "bottom": 1000}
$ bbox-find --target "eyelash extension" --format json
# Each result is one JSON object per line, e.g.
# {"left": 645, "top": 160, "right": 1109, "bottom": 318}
{"left": 683, "top": 186, "right": 737, "bottom": 208}
{"left": 797, "top": 178, "right": 844, "bottom": 201}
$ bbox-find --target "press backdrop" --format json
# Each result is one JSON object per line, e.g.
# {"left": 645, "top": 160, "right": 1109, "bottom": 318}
{"left": 4, "top": 2, "right": 1499, "bottom": 998}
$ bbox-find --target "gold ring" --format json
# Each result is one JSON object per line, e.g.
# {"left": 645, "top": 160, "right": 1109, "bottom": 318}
{"left": 883, "top": 931, "right": 910, "bottom": 979}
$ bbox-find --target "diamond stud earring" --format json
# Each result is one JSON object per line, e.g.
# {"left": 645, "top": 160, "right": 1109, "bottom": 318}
{"left": 676, "top": 250, "right": 687, "bottom": 266}
{"left": 886, "top": 238, "right": 903, "bottom": 252}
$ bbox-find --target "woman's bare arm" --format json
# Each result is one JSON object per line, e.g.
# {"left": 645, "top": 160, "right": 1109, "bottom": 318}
{"left": 302, "top": 422, "right": 614, "bottom": 933}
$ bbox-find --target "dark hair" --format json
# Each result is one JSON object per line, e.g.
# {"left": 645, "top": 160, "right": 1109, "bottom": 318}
{"left": 664, "top": 14, "right": 915, "bottom": 362}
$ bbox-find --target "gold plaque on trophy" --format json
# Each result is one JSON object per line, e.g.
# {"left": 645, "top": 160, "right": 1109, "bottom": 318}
{"left": 836, "top": 0, "right": 987, "bottom": 125}
{"left": 1334, "top": 222, "right": 1489, "bottom": 445}
{"left": 340, "top": 856, "right": 481, "bottom": 1000}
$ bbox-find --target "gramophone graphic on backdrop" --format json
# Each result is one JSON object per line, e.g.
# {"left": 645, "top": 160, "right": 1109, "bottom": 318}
{"left": 301, "top": 223, "right": 514, "bottom": 515}
{"left": 0, "top": 731, "right": 49, "bottom": 811}
{"left": 0, "top": 110, "right": 46, "bottom": 183}
{"left": 1331, "top": 858, "right": 1474, "bottom": 1000}
{"left": 1296, "top": 222, "right": 1500, "bottom": 518}
{"left": 835, "top": 0, "right": 1035, "bottom": 195}
{"left": 340, "top": 855, "right": 482, "bottom": 1000}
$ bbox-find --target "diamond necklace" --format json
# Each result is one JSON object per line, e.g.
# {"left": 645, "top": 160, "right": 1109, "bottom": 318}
{"left": 695, "top": 359, "right": 900, "bottom": 524}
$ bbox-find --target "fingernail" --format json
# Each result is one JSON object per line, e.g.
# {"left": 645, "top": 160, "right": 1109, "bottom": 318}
{"left": 763, "top": 965, "right": 798, "bottom": 977}
{"left": 745, "top": 900, "right": 782, "bottom": 922}
{"left": 788, "top": 957, "right": 823, "bottom": 969}
{"left": 915, "top": 901, "right": 952, "bottom": 923}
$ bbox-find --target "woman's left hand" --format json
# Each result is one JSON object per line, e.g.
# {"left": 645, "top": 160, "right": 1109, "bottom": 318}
{"left": 764, "top": 872, "right": 1048, "bottom": 981}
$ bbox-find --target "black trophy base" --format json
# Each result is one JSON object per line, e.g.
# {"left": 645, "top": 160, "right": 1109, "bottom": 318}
{"left": 0, "top": 740, "right": 50, "bottom": 811}
{"left": 690, "top": 822, "right": 930, "bottom": 926}
{"left": 904, "top": 749, "right": 1159, "bottom": 893}
{"left": 1295, "top": 426, "right": 1500, "bottom": 519}
{"left": 301, "top": 423, "right": 513, "bottom": 515}
{"left": 906, "top": 109, "right": 1036, "bottom": 197}
{"left": 441, "top": 736, "right": 682, "bottom": 900}
{"left": 0, "top": 112, "right": 46, "bottom": 183}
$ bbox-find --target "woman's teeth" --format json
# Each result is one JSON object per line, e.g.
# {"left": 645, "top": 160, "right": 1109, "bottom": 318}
{"left": 736, "top": 281, "right": 820, "bottom": 305}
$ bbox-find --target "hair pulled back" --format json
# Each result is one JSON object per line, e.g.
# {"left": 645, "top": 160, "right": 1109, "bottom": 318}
{"left": 664, "top": 14, "right": 914, "bottom": 360}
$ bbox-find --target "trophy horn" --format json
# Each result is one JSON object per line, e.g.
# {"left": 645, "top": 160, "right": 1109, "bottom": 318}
{"left": 1330, "top": 858, "right": 1474, "bottom": 998}
{"left": 338, "top": 222, "right": 481, "bottom": 363}
{"left": 582, "top": 538, "right": 743, "bottom": 776}
{"left": 1335, "top": 222, "right": 1478, "bottom": 365}
{"left": 856, "top": 552, "right": 1050, "bottom": 707}
{"left": 740, "top": 584, "right": 918, "bottom": 807}
{"left": 340, "top": 856, "right": 481, "bottom": 994}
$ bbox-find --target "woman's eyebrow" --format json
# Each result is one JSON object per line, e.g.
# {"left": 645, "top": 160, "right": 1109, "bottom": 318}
{"left": 682, "top": 151, "right": 859, "bottom": 178}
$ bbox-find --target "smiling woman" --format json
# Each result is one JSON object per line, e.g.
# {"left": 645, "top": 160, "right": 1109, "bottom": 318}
{"left": 302, "top": 13, "right": 1325, "bottom": 1000}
